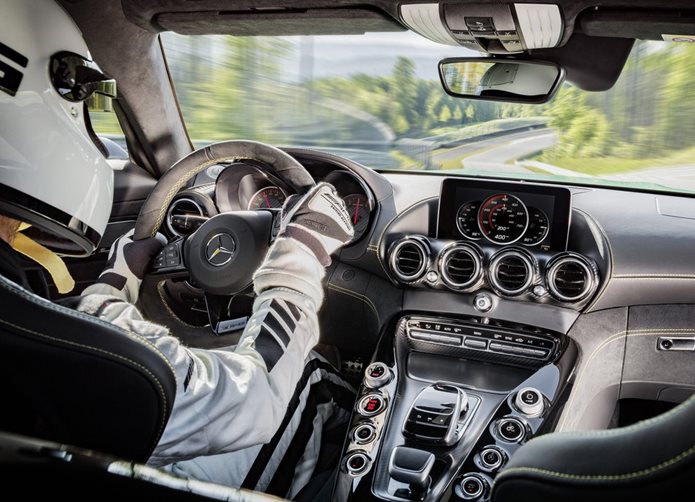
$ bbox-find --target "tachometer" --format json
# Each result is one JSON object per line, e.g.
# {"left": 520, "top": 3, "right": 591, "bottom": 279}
{"left": 248, "top": 186, "right": 286, "bottom": 210}
{"left": 344, "top": 194, "right": 370, "bottom": 240}
{"left": 521, "top": 207, "right": 549, "bottom": 246}
{"left": 478, "top": 193, "right": 528, "bottom": 245}
{"left": 456, "top": 201, "right": 482, "bottom": 240}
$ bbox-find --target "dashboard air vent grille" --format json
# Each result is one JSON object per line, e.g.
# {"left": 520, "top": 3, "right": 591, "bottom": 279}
{"left": 489, "top": 250, "right": 535, "bottom": 296}
{"left": 389, "top": 238, "right": 428, "bottom": 283}
{"left": 439, "top": 245, "right": 482, "bottom": 290}
{"left": 547, "top": 255, "right": 597, "bottom": 302}
{"left": 166, "top": 198, "right": 205, "bottom": 237}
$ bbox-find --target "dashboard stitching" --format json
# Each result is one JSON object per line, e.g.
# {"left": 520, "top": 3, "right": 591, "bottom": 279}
{"left": 559, "top": 328, "right": 695, "bottom": 431}
{"left": 327, "top": 283, "right": 381, "bottom": 326}
{"left": 576, "top": 208, "right": 614, "bottom": 313}
{"left": 612, "top": 275, "right": 695, "bottom": 279}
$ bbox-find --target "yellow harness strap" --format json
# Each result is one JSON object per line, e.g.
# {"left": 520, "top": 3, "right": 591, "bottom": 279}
{"left": 12, "top": 223, "right": 76, "bottom": 294}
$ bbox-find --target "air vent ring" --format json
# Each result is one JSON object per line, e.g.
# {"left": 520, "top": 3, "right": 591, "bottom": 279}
{"left": 546, "top": 254, "right": 598, "bottom": 302}
{"left": 438, "top": 243, "right": 483, "bottom": 291}
{"left": 488, "top": 249, "right": 537, "bottom": 296}
{"left": 389, "top": 237, "right": 429, "bottom": 283}
{"left": 166, "top": 197, "right": 205, "bottom": 237}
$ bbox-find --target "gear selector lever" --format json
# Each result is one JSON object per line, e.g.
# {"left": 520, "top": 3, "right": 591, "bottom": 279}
{"left": 389, "top": 446, "right": 435, "bottom": 500}
{"left": 403, "top": 383, "right": 470, "bottom": 446}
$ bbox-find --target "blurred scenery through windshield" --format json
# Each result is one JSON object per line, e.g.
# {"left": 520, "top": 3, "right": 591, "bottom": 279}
{"left": 94, "top": 31, "right": 695, "bottom": 193}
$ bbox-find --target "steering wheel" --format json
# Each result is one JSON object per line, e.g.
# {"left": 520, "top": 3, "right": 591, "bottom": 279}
{"left": 133, "top": 140, "right": 315, "bottom": 333}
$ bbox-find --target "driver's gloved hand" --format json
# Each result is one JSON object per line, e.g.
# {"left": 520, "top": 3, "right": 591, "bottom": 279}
{"left": 278, "top": 182, "right": 354, "bottom": 266}
{"left": 253, "top": 182, "right": 353, "bottom": 304}
{"left": 83, "top": 229, "right": 166, "bottom": 304}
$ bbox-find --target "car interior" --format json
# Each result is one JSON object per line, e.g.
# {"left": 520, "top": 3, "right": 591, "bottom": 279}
{"left": 3, "top": 0, "right": 695, "bottom": 501}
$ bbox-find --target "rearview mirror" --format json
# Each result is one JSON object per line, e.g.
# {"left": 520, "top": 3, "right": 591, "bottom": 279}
{"left": 438, "top": 58, "right": 564, "bottom": 104}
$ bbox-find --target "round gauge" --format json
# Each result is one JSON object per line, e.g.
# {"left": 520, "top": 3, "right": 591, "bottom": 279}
{"left": 521, "top": 207, "right": 549, "bottom": 246}
{"left": 344, "top": 194, "right": 370, "bottom": 240}
{"left": 456, "top": 201, "right": 482, "bottom": 240}
{"left": 478, "top": 193, "right": 529, "bottom": 245}
{"left": 248, "top": 186, "right": 287, "bottom": 210}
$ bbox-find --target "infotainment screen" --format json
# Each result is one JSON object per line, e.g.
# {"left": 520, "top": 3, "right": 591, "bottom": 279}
{"left": 437, "top": 178, "right": 572, "bottom": 251}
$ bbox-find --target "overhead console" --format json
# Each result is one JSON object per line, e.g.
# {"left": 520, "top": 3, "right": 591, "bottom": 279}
{"left": 400, "top": 3, "right": 563, "bottom": 54}
{"left": 385, "top": 178, "right": 601, "bottom": 311}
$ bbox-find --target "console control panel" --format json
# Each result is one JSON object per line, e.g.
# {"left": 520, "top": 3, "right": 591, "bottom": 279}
{"left": 406, "top": 316, "right": 559, "bottom": 365}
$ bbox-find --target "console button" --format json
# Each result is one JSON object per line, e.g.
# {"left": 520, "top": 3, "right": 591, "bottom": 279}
{"left": 515, "top": 387, "right": 545, "bottom": 417}
{"left": 456, "top": 474, "right": 487, "bottom": 500}
{"left": 353, "top": 423, "right": 377, "bottom": 445}
{"left": 345, "top": 452, "right": 371, "bottom": 476}
{"left": 364, "top": 362, "right": 391, "bottom": 388}
{"left": 358, "top": 393, "right": 386, "bottom": 417}
{"left": 497, "top": 417, "right": 526, "bottom": 443}
{"left": 464, "top": 338, "right": 488, "bottom": 350}
{"left": 479, "top": 446, "right": 505, "bottom": 471}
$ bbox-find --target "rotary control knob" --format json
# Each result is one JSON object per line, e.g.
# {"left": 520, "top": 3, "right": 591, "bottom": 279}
{"left": 364, "top": 362, "right": 391, "bottom": 388}
{"left": 515, "top": 387, "right": 545, "bottom": 417}
{"left": 456, "top": 474, "right": 488, "bottom": 500}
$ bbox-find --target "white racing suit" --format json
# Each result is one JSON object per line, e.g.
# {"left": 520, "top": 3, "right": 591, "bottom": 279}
{"left": 77, "top": 236, "right": 355, "bottom": 499}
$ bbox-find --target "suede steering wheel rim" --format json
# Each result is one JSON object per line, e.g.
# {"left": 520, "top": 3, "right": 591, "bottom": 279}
{"left": 133, "top": 140, "right": 316, "bottom": 241}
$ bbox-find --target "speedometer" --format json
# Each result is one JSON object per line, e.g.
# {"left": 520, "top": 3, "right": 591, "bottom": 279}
{"left": 478, "top": 193, "right": 529, "bottom": 245}
{"left": 248, "top": 186, "right": 287, "bottom": 210}
{"left": 456, "top": 201, "right": 482, "bottom": 240}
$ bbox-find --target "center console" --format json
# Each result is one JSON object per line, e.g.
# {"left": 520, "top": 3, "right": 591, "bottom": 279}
{"left": 331, "top": 314, "right": 576, "bottom": 502}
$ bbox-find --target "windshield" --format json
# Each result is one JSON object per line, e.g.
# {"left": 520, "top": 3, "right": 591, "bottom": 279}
{"left": 162, "top": 32, "right": 695, "bottom": 194}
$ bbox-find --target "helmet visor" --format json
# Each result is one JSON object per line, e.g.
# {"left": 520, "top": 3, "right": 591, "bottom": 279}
{"left": 49, "top": 51, "right": 116, "bottom": 111}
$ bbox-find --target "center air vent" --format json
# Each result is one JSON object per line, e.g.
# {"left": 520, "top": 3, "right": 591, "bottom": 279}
{"left": 389, "top": 237, "right": 429, "bottom": 283}
{"left": 166, "top": 198, "right": 206, "bottom": 237}
{"left": 489, "top": 249, "right": 536, "bottom": 296}
{"left": 439, "top": 244, "right": 483, "bottom": 291}
{"left": 547, "top": 254, "right": 597, "bottom": 302}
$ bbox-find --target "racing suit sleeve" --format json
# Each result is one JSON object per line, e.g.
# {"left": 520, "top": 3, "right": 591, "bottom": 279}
{"left": 78, "top": 235, "right": 327, "bottom": 467}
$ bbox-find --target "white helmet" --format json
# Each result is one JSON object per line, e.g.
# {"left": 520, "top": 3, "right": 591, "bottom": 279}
{"left": 0, "top": 0, "right": 117, "bottom": 256}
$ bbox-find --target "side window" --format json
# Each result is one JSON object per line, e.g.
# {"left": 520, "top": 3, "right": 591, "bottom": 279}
{"left": 89, "top": 109, "right": 129, "bottom": 160}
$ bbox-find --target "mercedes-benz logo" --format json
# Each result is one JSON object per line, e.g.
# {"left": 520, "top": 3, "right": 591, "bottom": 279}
{"left": 205, "top": 233, "right": 236, "bottom": 267}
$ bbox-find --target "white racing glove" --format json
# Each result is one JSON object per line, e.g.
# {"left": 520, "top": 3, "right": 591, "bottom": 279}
{"left": 253, "top": 182, "right": 354, "bottom": 302}
{"left": 83, "top": 229, "right": 166, "bottom": 304}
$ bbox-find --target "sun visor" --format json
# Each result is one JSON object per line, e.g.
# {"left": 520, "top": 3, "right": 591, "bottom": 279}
{"left": 400, "top": 3, "right": 564, "bottom": 54}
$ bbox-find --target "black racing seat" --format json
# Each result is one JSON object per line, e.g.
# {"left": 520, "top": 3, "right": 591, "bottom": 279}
{"left": 0, "top": 274, "right": 176, "bottom": 462}
{"left": 492, "top": 394, "right": 695, "bottom": 502}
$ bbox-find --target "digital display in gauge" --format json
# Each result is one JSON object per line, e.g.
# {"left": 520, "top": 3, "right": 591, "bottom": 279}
{"left": 522, "top": 207, "right": 549, "bottom": 246}
{"left": 478, "top": 193, "right": 529, "bottom": 244}
{"left": 344, "top": 193, "right": 370, "bottom": 240}
{"left": 455, "top": 201, "right": 482, "bottom": 239}
{"left": 248, "top": 186, "right": 287, "bottom": 210}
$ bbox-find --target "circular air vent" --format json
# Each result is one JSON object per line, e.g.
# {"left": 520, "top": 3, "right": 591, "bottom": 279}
{"left": 389, "top": 237, "right": 429, "bottom": 283}
{"left": 166, "top": 198, "right": 205, "bottom": 237}
{"left": 489, "top": 249, "right": 536, "bottom": 296}
{"left": 439, "top": 244, "right": 483, "bottom": 291}
{"left": 546, "top": 254, "right": 597, "bottom": 302}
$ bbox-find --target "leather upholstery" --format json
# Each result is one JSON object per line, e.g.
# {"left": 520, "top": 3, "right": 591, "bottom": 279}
{"left": 0, "top": 274, "right": 176, "bottom": 462}
{"left": 492, "top": 395, "right": 695, "bottom": 502}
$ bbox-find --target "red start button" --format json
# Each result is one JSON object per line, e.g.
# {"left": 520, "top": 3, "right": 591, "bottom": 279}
{"left": 358, "top": 393, "right": 385, "bottom": 417}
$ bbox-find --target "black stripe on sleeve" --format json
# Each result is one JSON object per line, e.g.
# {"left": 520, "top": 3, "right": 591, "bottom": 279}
{"left": 284, "top": 300, "right": 302, "bottom": 322}
{"left": 270, "top": 300, "right": 296, "bottom": 333}
{"left": 0, "top": 41, "right": 28, "bottom": 67}
{"left": 254, "top": 327, "right": 285, "bottom": 372}
{"left": 264, "top": 312, "right": 290, "bottom": 346}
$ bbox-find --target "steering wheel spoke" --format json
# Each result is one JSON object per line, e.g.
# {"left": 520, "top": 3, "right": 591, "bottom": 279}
{"left": 205, "top": 291, "right": 253, "bottom": 336}
{"left": 151, "top": 238, "right": 188, "bottom": 279}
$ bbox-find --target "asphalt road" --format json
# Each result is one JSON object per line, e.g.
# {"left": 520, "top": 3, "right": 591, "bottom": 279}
{"left": 432, "top": 129, "right": 556, "bottom": 173}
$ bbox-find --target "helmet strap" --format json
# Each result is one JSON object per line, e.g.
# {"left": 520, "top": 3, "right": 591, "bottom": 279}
{"left": 12, "top": 224, "right": 75, "bottom": 294}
